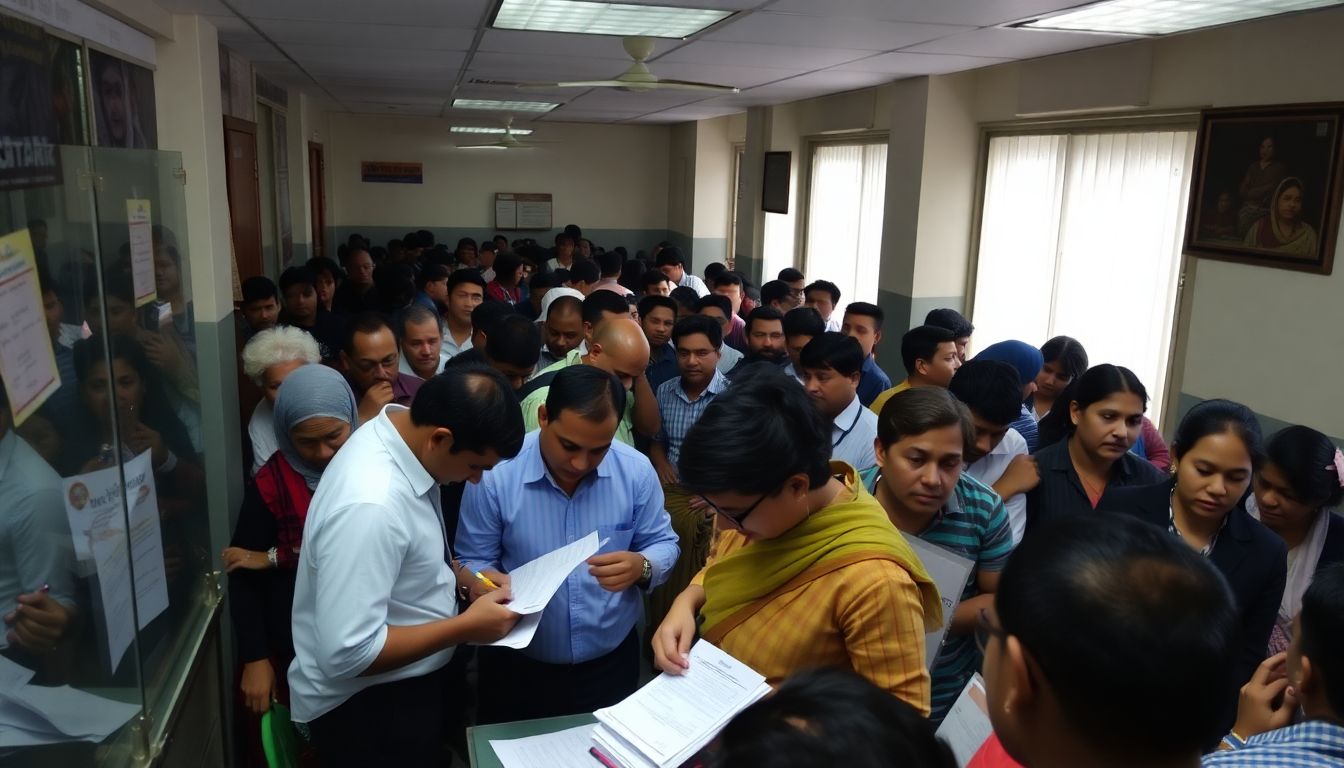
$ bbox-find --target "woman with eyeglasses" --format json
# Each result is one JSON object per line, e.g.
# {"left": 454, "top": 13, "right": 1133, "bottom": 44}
{"left": 649, "top": 363, "right": 943, "bottom": 715}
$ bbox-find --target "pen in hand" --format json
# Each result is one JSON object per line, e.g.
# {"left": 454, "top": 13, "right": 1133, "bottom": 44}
{"left": 474, "top": 571, "right": 500, "bottom": 590}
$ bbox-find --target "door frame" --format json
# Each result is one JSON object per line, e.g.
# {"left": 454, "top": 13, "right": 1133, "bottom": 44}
{"left": 223, "top": 115, "right": 264, "bottom": 282}
{"left": 307, "top": 141, "right": 326, "bottom": 261}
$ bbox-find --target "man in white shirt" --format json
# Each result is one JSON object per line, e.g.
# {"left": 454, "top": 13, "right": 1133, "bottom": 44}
{"left": 948, "top": 359, "right": 1035, "bottom": 545}
{"left": 799, "top": 333, "right": 879, "bottom": 473}
{"left": 288, "top": 366, "right": 525, "bottom": 766}
{"left": 782, "top": 306, "right": 825, "bottom": 385}
{"left": 804, "top": 279, "right": 843, "bottom": 332}
{"left": 397, "top": 304, "right": 449, "bottom": 380}
{"left": 655, "top": 246, "right": 709, "bottom": 297}
{"left": 443, "top": 270, "right": 485, "bottom": 360}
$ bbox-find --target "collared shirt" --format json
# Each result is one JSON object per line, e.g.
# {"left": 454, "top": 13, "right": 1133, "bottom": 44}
{"left": 862, "top": 470, "right": 1013, "bottom": 721}
{"left": 534, "top": 345, "right": 568, "bottom": 378}
{"left": 831, "top": 396, "right": 879, "bottom": 473}
{"left": 824, "top": 315, "right": 842, "bottom": 333}
{"left": 646, "top": 341, "right": 679, "bottom": 391}
{"left": 716, "top": 344, "right": 743, "bottom": 375}
{"left": 248, "top": 400, "right": 277, "bottom": 476}
{"left": 1202, "top": 721, "right": 1344, "bottom": 767}
{"left": 398, "top": 346, "right": 452, "bottom": 381}
{"left": 519, "top": 349, "right": 637, "bottom": 445}
{"left": 868, "top": 378, "right": 912, "bottom": 416}
{"left": 857, "top": 355, "right": 893, "bottom": 408}
{"left": 1010, "top": 405, "right": 1040, "bottom": 453}
{"left": 782, "top": 362, "right": 804, "bottom": 384}
{"left": 442, "top": 328, "right": 473, "bottom": 361}
{"left": 724, "top": 314, "right": 747, "bottom": 352}
{"left": 655, "top": 370, "right": 729, "bottom": 467}
{"left": 456, "top": 432, "right": 679, "bottom": 665}
{"left": 0, "top": 431, "right": 77, "bottom": 615}
{"left": 965, "top": 428, "right": 1029, "bottom": 545}
{"left": 392, "top": 373, "right": 423, "bottom": 405}
{"left": 592, "top": 278, "right": 633, "bottom": 298}
{"left": 678, "top": 272, "right": 710, "bottom": 297}
{"left": 287, "top": 405, "right": 458, "bottom": 722}
{"left": 1025, "top": 438, "right": 1166, "bottom": 536}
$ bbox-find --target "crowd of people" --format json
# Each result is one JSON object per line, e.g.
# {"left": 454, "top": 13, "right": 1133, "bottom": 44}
{"left": 5, "top": 219, "right": 1339, "bottom": 767}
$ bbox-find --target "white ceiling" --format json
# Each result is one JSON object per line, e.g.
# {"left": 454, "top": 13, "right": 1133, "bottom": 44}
{"left": 150, "top": 0, "right": 1198, "bottom": 124}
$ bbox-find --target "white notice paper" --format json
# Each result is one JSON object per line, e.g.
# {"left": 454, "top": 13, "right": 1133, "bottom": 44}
{"left": 489, "top": 724, "right": 597, "bottom": 768}
{"left": 61, "top": 450, "right": 170, "bottom": 670}
{"left": 935, "top": 674, "right": 994, "bottom": 768}
{"left": 0, "top": 683, "right": 141, "bottom": 746}
{"left": 903, "top": 532, "right": 974, "bottom": 670}
{"left": 476, "top": 532, "right": 605, "bottom": 650}
{"left": 126, "top": 199, "right": 156, "bottom": 307}
{"left": 0, "top": 228, "right": 61, "bottom": 426}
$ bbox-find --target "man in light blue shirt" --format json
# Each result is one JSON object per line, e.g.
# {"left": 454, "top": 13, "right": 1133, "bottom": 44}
{"left": 458, "top": 365, "right": 679, "bottom": 723}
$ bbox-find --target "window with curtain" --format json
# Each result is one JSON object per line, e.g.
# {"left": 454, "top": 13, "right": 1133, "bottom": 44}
{"left": 803, "top": 142, "right": 887, "bottom": 315}
{"left": 971, "top": 128, "right": 1196, "bottom": 425}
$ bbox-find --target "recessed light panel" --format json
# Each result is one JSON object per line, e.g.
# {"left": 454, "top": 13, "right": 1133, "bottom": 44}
{"left": 450, "top": 126, "right": 535, "bottom": 135}
{"left": 1020, "top": 0, "right": 1343, "bottom": 36}
{"left": 493, "top": 0, "right": 733, "bottom": 39}
{"left": 452, "top": 98, "right": 559, "bottom": 112}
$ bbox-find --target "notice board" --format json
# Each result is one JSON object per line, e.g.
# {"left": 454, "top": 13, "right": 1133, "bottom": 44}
{"left": 495, "top": 192, "right": 553, "bottom": 230}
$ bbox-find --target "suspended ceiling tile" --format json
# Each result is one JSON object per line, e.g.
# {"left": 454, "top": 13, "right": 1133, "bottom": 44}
{"left": 639, "top": 104, "right": 744, "bottom": 122}
{"left": 659, "top": 40, "right": 870, "bottom": 69}
{"left": 648, "top": 60, "right": 798, "bottom": 88}
{"left": 254, "top": 19, "right": 475, "bottom": 50}
{"left": 564, "top": 88, "right": 709, "bottom": 109}
{"left": 344, "top": 102, "right": 444, "bottom": 116}
{"left": 156, "top": 0, "right": 233, "bottom": 14}
{"left": 901, "top": 27, "right": 1137, "bottom": 59}
{"left": 703, "top": 11, "right": 970, "bottom": 51}
{"left": 286, "top": 45, "right": 465, "bottom": 71}
{"left": 834, "top": 51, "right": 1014, "bottom": 75}
{"left": 467, "top": 51, "right": 631, "bottom": 80}
{"left": 764, "top": 0, "right": 1095, "bottom": 27}
{"left": 477, "top": 29, "right": 682, "bottom": 59}
{"left": 228, "top": 0, "right": 491, "bottom": 28}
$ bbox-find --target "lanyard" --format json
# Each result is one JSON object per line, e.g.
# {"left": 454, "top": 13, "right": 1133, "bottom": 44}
{"left": 833, "top": 403, "right": 863, "bottom": 448}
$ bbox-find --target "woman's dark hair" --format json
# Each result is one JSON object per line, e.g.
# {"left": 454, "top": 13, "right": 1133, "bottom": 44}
{"left": 876, "top": 387, "right": 974, "bottom": 453}
{"left": 1264, "top": 425, "right": 1344, "bottom": 508}
{"left": 1300, "top": 563, "right": 1344, "bottom": 715}
{"left": 618, "top": 260, "right": 645, "bottom": 293}
{"left": 1037, "top": 364, "right": 1147, "bottom": 449}
{"left": 1171, "top": 399, "right": 1265, "bottom": 470}
{"left": 306, "top": 256, "right": 344, "bottom": 283}
{"left": 492, "top": 251, "right": 524, "bottom": 285}
{"left": 543, "top": 365, "right": 627, "bottom": 426}
{"left": 1040, "top": 335, "right": 1088, "bottom": 381}
{"left": 713, "top": 667, "right": 956, "bottom": 768}
{"left": 678, "top": 365, "right": 830, "bottom": 494}
{"left": 997, "top": 514, "right": 1238, "bottom": 763}
{"left": 410, "top": 363, "right": 523, "bottom": 459}
{"left": 71, "top": 334, "right": 196, "bottom": 464}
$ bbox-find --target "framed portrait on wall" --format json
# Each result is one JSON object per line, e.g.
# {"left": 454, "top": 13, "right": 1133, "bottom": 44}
{"left": 1185, "top": 103, "right": 1344, "bottom": 275}
{"left": 89, "top": 49, "right": 157, "bottom": 149}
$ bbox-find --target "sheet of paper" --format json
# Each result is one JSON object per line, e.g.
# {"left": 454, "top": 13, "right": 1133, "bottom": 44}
{"left": 494, "top": 195, "right": 518, "bottom": 229}
{"left": 0, "top": 228, "right": 61, "bottom": 426}
{"left": 0, "top": 683, "right": 140, "bottom": 740}
{"left": 481, "top": 611, "right": 542, "bottom": 649}
{"left": 489, "top": 723, "right": 597, "bottom": 768}
{"left": 903, "top": 532, "right": 975, "bottom": 670}
{"left": 505, "top": 531, "right": 603, "bottom": 615}
{"left": 62, "top": 450, "right": 170, "bottom": 670}
{"left": 595, "top": 641, "right": 771, "bottom": 768}
{"left": 935, "top": 674, "right": 994, "bottom": 768}
{"left": 0, "top": 656, "right": 34, "bottom": 688}
{"left": 126, "top": 199, "right": 156, "bottom": 307}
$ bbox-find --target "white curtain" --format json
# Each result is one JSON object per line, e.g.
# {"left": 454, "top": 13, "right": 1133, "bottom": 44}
{"left": 803, "top": 142, "right": 887, "bottom": 316}
{"left": 971, "top": 129, "right": 1195, "bottom": 425}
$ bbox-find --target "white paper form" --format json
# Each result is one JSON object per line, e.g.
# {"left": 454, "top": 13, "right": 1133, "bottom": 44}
{"left": 126, "top": 200, "right": 156, "bottom": 307}
{"left": 489, "top": 724, "right": 597, "bottom": 768}
{"left": 903, "top": 532, "right": 975, "bottom": 670}
{"left": 594, "top": 641, "right": 771, "bottom": 768}
{"left": 935, "top": 674, "right": 994, "bottom": 768}
{"left": 0, "top": 683, "right": 140, "bottom": 746}
{"left": 505, "top": 531, "right": 604, "bottom": 614}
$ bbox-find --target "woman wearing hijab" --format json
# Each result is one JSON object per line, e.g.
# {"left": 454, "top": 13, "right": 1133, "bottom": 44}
{"left": 1243, "top": 176, "right": 1319, "bottom": 257}
{"left": 220, "top": 365, "right": 357, "bottom": 757}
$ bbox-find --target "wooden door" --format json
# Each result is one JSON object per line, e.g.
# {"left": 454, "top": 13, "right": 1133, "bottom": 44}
{"left": 223, "top": 116, "right": 263, "bottom": 281}
{"left": 308, "top": 141, "right": 326, "bottom": 261}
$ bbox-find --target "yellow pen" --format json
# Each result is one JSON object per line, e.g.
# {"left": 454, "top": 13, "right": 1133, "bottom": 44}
{"left": 473, "top": 571, "right": 500, "bottom": 590}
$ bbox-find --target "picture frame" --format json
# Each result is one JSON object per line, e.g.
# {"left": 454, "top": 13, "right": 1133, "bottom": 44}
{"left": 1185, "top": 103, "right": 1344, "bottom": 275}
{"left": 762, "top": 151, "right": 791, "bottom": 214}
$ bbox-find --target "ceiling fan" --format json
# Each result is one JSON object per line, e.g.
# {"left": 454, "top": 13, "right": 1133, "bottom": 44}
{"left": 515, "top": 36, "right": 739, "bottom": 94}
{"left": 455, "top": 118, "right": 559, "bottom": 150}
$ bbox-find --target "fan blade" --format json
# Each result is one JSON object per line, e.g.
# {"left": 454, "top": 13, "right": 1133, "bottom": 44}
{"left": 456, "top": 143, "right": 509, "bottom": 150}
{"left": 516, "top": 80, "right": 628, "bottom": 90}
{"left": 643, "top": 80, "right": 740, "bottom": 93}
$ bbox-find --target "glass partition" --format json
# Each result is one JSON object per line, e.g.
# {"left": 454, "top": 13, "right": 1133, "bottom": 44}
{"left": 0, "top": 145, "right": 219, "bottom": 766}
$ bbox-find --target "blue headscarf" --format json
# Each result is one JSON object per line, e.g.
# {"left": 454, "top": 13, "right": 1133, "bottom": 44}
{"left": 273, "top": 364, "right": 358, "bottom": 488}
{"left": 973, "top": 340, "right": 1045, "bottom": 389}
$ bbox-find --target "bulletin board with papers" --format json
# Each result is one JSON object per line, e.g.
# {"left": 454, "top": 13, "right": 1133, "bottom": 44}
{"left": 495, "top": 192, "right": 553, "bottom": 231}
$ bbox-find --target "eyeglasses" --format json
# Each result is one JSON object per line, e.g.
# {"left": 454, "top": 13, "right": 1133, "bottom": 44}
{"left": 975, "top": 608, "right": 1007, "bottom": 655}
{"left": 701, "top": 489, "right": 772, "bottom": 530}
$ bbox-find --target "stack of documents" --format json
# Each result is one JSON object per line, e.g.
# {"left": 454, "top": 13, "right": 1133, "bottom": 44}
{"left": 0, "top": 657, "right": 142, "bottom": 747}
{"left": 591, "top": 641, "right": 771, "bottom": 768}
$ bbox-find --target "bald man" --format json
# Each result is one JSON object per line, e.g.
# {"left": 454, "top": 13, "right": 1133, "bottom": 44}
{"left": 516, "top": 319, "right": 659, "bottom": 445}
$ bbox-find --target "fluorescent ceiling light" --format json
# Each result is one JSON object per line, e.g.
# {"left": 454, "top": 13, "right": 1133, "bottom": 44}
{"left": 1019, "top": 0, "right": 1344, "bottom": 36}
{"left": 451, "top": 126, "right": 535, "bottom": 135}
{"left": 493, "top": 0, "right": 733, "bottom": 39}
{"left": 452, "top": 98, "right": 559, "bottom": 112}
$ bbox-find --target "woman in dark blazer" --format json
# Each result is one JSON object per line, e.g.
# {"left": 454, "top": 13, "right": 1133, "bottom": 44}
{"left": 1099, "top": 400, "right": 1285, "bottom": 740}
{"left": 1246, "top": 425, "right": 1344, "bottom": 654}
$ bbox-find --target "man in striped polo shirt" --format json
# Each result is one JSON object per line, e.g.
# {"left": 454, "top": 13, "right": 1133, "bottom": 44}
{"left": 861, "top": 386, "right": 1014, "bottom": 723}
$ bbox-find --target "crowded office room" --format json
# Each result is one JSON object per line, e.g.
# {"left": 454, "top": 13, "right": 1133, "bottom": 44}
{"left": 1, "top": 0, "right": 1342, "bottom": 766}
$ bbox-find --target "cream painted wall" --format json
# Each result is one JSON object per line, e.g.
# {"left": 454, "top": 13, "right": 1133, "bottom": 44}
{"left": 964, "top": 6, "right": 1344, "bottom": 436}
{"left": 911, "top": 72, "right": 978, "bottom": 299}
{"left": 668, "top": 122, "right": 696, "bottom": 238}
{"left": 326, "top": 113, "right": 671, "bottom": 231}
{"left": 693, "top": 116, "right": 732, "bottom": 240}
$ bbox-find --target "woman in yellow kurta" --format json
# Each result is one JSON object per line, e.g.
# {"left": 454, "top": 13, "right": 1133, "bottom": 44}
{"left": 650, "top": 364, "right": 942, "bottom": 715}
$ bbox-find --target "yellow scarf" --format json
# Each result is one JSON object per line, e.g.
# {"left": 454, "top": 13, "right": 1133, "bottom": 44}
{"left": 701, "top": 464, "right": 943, "bottom": 637}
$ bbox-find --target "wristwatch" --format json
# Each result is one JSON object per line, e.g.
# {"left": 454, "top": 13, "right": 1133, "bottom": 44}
{"left": 638, "top": 557, "right": 653, "bottom": 588}
{"left": 266, "top": 547, "right": 278, "bottom": 568}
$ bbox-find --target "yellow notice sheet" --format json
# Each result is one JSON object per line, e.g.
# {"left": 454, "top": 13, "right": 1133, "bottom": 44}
{"left": 0, "top": 228, "right": 60, "bottom": 425}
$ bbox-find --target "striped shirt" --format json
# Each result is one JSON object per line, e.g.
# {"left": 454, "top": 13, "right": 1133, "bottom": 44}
{"left": 691, "top": 478, "right": 931, "bottom": 715}
{"left": 1202, "top": 721, "right": 1344, "bottom": 767}
{"left": 863, "top": 471, "right": 1014, "bottom": 721}
{"left": 1010, "top": 405, "right": 1039, "bottom": 453}
{"left": 655, "top": 370, "right": 729, "bottom": 467}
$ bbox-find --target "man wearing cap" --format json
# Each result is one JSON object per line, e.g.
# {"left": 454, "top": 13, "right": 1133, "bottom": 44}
{"left": 534, "top": 287, "right": 586, "bottom": 376}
